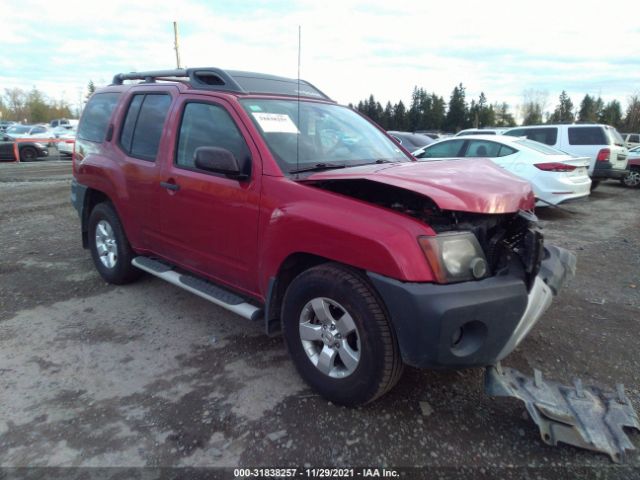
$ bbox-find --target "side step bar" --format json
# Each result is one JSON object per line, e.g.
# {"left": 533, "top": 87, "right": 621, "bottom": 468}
{"left": 132, "top": 256, "right": 263, "bottom": 321}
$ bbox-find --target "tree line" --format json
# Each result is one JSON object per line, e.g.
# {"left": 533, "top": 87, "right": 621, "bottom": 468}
{"left": 352, "top": 84, "right": 640, "bottom": 134}
{"left": 0, "top": 87, "right": 74, "bottom": 124}
{"left": 2, "top": 81, "right": 639, "bottom": 134}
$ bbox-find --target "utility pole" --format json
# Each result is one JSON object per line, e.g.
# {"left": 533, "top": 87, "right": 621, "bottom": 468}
{"left": 173, "top": 21, "right": 182, "bottom": 69}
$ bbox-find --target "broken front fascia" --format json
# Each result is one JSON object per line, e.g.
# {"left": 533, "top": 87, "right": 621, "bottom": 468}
{"left": 485, "top": 364, "right": 640, "bottom": 463}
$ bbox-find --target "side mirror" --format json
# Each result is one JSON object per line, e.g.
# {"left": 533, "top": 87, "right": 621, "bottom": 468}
{"left": 194, "top": 146, "right": 247, "bottom": 180}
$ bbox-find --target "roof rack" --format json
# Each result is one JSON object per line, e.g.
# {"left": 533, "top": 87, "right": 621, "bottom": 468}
{"left": 111, "top": 67, "right": 332, "bottom": 101}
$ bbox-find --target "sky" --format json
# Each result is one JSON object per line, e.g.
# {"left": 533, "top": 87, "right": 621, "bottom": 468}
{"left": 1, "top": 0, "right": 639, "bottom": 119}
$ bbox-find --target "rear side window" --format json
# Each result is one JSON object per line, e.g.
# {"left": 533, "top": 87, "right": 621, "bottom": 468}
{"left": 176, "top": 102, "right": 251, "bottom": 172}
{"left": 568, "top": 127, "right": 606, "bottom": 145}
{"left": 505, "top": 127, "right": 558, "bottom": 146}
{"left": 417, "top": 139, "right": 464, "bottom": 158}
{"left": 630, "top": 134, "right": 640, "bottom": 143}
{"left": 464, "top": 140, "right": 501, "bottom": 157}
{"left": 78, "top": 93, "right": 120, "bottom": 143}
{"left": 119, "top": 94, "right": 172, "bottom": 161}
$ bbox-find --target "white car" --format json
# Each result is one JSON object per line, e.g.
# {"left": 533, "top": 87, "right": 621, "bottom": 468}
{"left": 503, "top": 124, "right": 628, "bottom": 188}
{"left": 412, "top": 135, "right": 591, "bottom": 207}
{"left": 455, "top": 128, "right": 508, "bottom": 137}
{"left": 56, "top": 127, "right": 76, "bottom": 157}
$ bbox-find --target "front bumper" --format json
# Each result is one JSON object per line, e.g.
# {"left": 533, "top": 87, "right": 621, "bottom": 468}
{"left": 368, "top": 245, "right": 576, "bottom": 369}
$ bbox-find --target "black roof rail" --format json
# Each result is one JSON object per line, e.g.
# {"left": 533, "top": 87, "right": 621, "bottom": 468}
{"left": 111, "top": 67, "right": 332, "bottom": 101}
{"left": 111, "top": 68, "right": 244, "bottom": 93}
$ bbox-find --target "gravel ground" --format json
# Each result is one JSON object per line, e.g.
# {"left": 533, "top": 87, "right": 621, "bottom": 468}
{"left": 0, "top": 161, "right": 639, "bottom": 478}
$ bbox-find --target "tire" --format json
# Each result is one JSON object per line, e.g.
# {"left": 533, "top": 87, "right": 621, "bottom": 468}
{"left": 88, "top": 202, "right": 142, "bottom": 285}
{"left": 621, "top": 168, "right": 640, "bottom": 188}
{"left": 282, "top": 263, "right": 404, "bottom": 406}
{"left": 19, "top": 146, "right": 37, "bottom": 162}
{"left": 590, "top": 180, "right": 600, "bottom": 191}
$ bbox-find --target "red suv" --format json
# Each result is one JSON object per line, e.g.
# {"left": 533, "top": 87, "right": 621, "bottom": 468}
{"left": 71, "top": 68, "right": 575, "bottom": 405}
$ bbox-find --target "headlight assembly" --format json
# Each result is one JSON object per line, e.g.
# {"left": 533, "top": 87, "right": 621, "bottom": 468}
{"left": 418, "top": 232, "right": 488, "bottom": 283}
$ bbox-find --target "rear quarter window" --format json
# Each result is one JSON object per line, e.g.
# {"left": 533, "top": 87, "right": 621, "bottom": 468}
{"left": 77, "top": 93, "right": 121, "bottom": 143}
{"left": 568, "top": 127, "right": 607, "bottom": 145}
{"left": 506, "top": 127, "right": 557, "bottom": 146}
{"left": 119, "top": 94, "right": 172, "bottom": 161}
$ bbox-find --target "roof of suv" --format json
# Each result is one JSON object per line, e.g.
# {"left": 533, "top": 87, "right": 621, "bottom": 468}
{"left": 110, "top": 67, "right": 334, "bottom": 102}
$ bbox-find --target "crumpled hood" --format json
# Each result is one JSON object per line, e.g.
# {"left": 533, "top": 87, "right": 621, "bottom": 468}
{"left": 305, "top": 159, "right": 535, "bottom": 214}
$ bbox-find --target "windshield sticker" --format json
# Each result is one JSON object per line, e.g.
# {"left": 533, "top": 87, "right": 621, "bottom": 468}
{"left": 249, "top": 105, "right": 262, "bottom": 112}
{"left": 252, "top": 113, "right": 299, "bottom": 133}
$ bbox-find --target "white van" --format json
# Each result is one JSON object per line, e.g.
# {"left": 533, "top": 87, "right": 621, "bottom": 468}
{"left": 504, "top": 124, "right": 628, "bottom": 187}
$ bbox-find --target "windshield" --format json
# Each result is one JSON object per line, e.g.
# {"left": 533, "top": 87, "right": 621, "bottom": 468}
{"left": 514, "top": 138, "right": 565, "bottom": 155}
{"left": 7, "top": 126, "right": 30, "bottom": 134}
{"left": 240, "top": 99, "right": 408, "bottom": 174}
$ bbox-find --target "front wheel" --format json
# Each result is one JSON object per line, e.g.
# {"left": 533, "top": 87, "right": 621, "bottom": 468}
{"left": 282, "top": 263, "right": 404, "bottom": 406}
{"left": 621, "top": 169, "right": 640, "bottom": 188}
{"left": 88, "top": 202, "right": 141, "bottom": 285}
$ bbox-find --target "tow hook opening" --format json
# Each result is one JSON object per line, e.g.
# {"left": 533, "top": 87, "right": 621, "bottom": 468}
{"left": 485, "top": 363, "right": 640, "bottom": 463}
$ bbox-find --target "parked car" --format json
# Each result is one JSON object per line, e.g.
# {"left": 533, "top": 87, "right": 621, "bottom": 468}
{"left": 621, "top": 133, "right": 640, "bottom": 148}
{"left": 0, "top": 134, "right": 49, "bottom": 162}
{"left": 5, "top": 124, "right": 51, "bottom": 153}
{"left": 455, "top": 128, "right": 507, "bottom": 136}
{"left": 503, "top": 124, "right": 628, "bottom": 188}
{"left": 51, "top": 125, "right": 75, "bottom": 138}
{"left": 412, "top": 135, "right": 591, "bottom": 206}
{"left": 71, "top": 67, "right": 575, "bottom": 406}
{"left": 56, "top": 126, "right": 76, "bottom": 157}
{"left": 621, "top": 145, "right": 640, "bottom": 187}
{"left": 49, "top": 118, "right": 78, "bottom": 128}
{"left": 0, "top": 120, "right": 16, "bottom": 132}
{"left": 387, "top": 131, "right": 434, "bottom": 151}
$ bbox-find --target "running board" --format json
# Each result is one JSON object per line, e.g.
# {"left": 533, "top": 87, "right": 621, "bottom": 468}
{"left": 485, "top": 364, "right": 640, "bottom": 463}
{"left": 132, "top": 256, "right": 262, "bottom": 321}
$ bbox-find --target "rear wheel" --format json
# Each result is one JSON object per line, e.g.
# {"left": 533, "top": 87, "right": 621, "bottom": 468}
{"left": 282, "top": 263, "right": 403, "bottom": 406}
{"left": 88, "top": 202, "right": 141, "bottom": 284}
{"left": 621, "top": 168, "right": 640, "bottom": 188}
{"left": 19, "top": 146, "right": 37, "bottom": 162}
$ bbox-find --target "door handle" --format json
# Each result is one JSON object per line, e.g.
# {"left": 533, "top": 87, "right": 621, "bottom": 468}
{"left": 160, "top": 181, "right": 180, "bottom": 191}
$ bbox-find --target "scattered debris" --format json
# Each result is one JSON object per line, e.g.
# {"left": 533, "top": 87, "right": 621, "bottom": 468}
{"left": 588, "top": 298, "right": 606, "bottom": 305}
{"left": 266, "top": 430, "right": 287, "bottom": 442}
{"left": 419, "top": 401, "right": 434, "bottom": 417}
{"left": 485, "top": 364, "right": 640, "bottom": 463}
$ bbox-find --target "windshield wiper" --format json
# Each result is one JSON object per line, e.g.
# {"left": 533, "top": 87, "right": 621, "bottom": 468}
{"left": 289, "top": 162, "right": 347, "bottom": 174}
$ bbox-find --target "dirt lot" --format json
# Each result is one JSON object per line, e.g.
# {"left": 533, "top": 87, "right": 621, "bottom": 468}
{"left": 1, "top": 161, "right": 639, "bottom": 476}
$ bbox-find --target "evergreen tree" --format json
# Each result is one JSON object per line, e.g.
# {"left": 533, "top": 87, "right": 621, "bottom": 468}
{"left": 549, "top": 91, "right": 575, "bottom": 123}
{"left": 578, "top": 94, "right": 599, "bottom": 123}
{"left": 381, "top": 101, "right": 394, "bottom": 130}
{"left": 598, "top": 100, "right": 623, "bottom": 129}
{"left": 445, "top": 83, "right": 468, "bottom": 132}
{"left": 428, "top": 94, "right": 446, "bottom": 130}
{"left": 86, "top": 80, "right": 96, "bottom": 101}
{"left": 393, "top": 101, "right": 407, "bottom": 131}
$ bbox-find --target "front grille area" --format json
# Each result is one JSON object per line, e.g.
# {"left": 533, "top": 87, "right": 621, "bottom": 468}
{"left": 482, "top": 215, "right": 544, "bottom": 290}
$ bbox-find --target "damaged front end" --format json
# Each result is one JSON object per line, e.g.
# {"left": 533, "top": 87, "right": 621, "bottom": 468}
{"left": 311, "top": 176, "right": 639, "bottom": 462}
{"left": 312, "top": 178, "right": 577, "bottom": 367}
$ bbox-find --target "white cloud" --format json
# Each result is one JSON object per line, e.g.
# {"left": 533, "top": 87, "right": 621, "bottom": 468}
{"left": 0, "top": 0, "right": 639, "bottom": 116}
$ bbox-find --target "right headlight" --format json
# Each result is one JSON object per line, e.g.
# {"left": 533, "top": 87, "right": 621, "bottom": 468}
{"left": 418, "top": 232, "right": 489, "bottom": 283}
